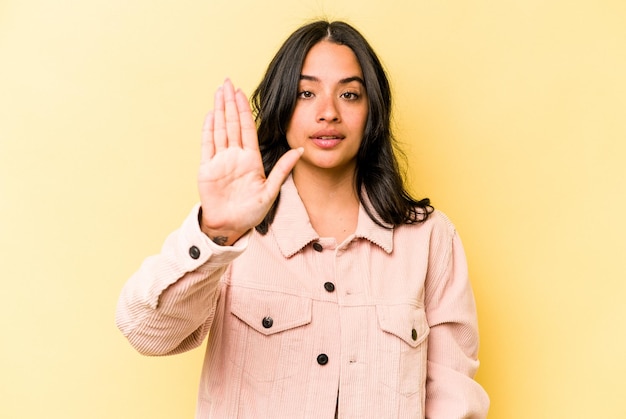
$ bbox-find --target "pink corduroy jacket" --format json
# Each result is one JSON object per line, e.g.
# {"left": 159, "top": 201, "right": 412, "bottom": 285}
{"left": 116, "top": 177, "right": 489, "bottom": 418}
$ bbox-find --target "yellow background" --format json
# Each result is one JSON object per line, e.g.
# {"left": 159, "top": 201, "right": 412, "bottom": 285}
{"left": 1, "top": 1, "right": 625, "bottom": 418}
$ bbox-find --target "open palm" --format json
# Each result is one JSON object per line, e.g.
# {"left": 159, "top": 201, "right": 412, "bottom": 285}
{"left": 197, "top": 79, "right": 302, "bottom": 245}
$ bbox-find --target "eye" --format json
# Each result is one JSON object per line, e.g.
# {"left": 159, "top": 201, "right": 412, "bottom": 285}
{"left": 340, "top": 91, "right": 360, "bottom": 100}
{"left": 298, "top": 90, "right": 314, "bottom": 99}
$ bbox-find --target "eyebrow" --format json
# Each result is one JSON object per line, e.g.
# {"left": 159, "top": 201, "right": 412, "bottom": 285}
{"left": 299, "top": 74, "right": 365, "bottom": 85}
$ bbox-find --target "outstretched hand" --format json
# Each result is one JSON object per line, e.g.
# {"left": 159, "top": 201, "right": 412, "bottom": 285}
{"left": 198, "top": 79, "right": 302, "bottom": 246}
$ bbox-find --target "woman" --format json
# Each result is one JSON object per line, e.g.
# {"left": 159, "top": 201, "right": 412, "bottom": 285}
{"left": 116, "top": 20, "right": 489, "bottom": 418}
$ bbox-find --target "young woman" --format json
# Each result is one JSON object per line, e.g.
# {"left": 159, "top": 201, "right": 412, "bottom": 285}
{"left": 116, "top": 20, "right": 489, "bottom": 418}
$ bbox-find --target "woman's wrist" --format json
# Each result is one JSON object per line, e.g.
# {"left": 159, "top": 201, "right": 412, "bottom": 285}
{"left": 198, "top": 207, "right": 246, "bottom": 246}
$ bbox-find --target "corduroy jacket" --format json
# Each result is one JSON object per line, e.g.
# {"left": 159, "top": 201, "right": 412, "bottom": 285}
{"left": 116, "top": 177, "right": 489, "bottom": 418}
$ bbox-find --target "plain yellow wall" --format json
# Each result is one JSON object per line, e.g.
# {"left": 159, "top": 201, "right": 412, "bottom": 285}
{"left": 1, "top": 1, "right": 625, "bottom": 418}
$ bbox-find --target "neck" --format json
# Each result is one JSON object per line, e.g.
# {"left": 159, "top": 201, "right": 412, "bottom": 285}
{"left": 292, "top": 164, "right": 358, "bottom": 203}
{"left": 291, "top": 165, "right": 360, "bottom": 242}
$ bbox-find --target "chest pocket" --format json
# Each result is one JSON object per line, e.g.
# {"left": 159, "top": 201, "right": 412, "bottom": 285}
{"left": 227, "top": 287, "right": 313, "bottom": 382}
{"left": 376, "top": 304, "right": 430, "bottom": 396}
{"left": 377, "top": 304, "right": 429, "bottom": 347}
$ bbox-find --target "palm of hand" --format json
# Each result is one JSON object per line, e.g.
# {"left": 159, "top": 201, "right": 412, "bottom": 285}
{"left": 198, "top": 147, "right": 271, "bottom": 233}
{"left": 197, "top": 79, "right": 302, "bottom": 244}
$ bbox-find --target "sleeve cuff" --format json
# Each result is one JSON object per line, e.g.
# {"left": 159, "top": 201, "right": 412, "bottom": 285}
{"left": 177, "top": 203, "right": 252, "bottom": 271}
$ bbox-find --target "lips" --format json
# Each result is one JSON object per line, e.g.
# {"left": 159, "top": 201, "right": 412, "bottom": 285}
{"left": 310, "top": 130, "right": 345, "bottom": 149}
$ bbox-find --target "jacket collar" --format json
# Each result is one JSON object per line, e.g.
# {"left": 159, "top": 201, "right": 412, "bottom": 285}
{"left": 270, "top": 176, "right": 394, "bottom": 258}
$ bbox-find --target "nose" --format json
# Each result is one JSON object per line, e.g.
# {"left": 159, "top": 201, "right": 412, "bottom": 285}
{"left": 317, "top": 95, "right": 340, "bottom": 122}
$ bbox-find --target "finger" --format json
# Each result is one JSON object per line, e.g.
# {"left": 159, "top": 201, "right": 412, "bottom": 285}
{"left": 235, "top": 89, "right": 259, "bottom": 152}
{"left": 265, "top": 147, "right": 303, "bottom": 195}
{"left": 223, "top": 79, "right": 242, "bottom": 148}
{"left": 213, "top": 85, "right": 227, "bottom": 152}
{"left": 200, "top": 111, "right": 216, "bottom": 163}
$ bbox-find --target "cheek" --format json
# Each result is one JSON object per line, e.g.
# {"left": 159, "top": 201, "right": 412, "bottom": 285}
{"left": 284, "top": 125, "right": 299, "bottom": 148}
{"left": 284, "top": 119, "right": 295, "bottom": 143}
{"left": 351, "top": 112, "right": 368, "bottom": 137}
{"left": 347, "top": 104, "right": 368, "bottom": 130}
{"left": 286, "top": 108, "right": 309, "bottom": 143}
{"left": 360, "top": 113, "right": 369, "bottom": 133}
{"left": 285, "top": 109, "right": 301, "bottom": 135}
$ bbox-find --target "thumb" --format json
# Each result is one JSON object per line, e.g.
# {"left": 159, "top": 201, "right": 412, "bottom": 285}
{"left": 265, "top": 147, "right": 304, "bottom": 195}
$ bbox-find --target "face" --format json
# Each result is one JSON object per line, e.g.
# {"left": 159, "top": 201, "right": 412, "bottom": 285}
{"left": 286, "top": 40, "right": 368, "bottom": 175}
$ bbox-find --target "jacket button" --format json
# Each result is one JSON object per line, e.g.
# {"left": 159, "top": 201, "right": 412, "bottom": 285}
{"left": 323, "top": 282, "right": 335, "bottom": 292}
{"left": 317, "top": 353, "right": 329, "bottom": 365}
{"left": 262, "top": 316, "right": 274, "bottom": 329}
{"left": 411, "top": 328, "right": 418, "bottom": 341}
{"left": 312, "top": 242, "right": 323, "bottom": 252}
{"left": 189, "top": 245, "right": 201, "bottom": 259}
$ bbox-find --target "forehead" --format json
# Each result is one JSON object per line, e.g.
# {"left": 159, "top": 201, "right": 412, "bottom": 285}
{"left": 301, "top": 40, "right": 363, "bottom": 78}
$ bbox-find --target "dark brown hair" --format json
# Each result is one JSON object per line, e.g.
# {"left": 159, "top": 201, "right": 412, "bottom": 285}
{"left": 251, "top": 20, "right": 432, "bottom": 234}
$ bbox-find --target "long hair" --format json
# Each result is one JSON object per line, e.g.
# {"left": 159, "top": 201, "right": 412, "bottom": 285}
{"left": 251, "top": 20, "right": 433, "bottom": 234}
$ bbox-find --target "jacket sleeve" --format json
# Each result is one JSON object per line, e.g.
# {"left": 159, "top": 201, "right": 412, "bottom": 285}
{"left": 424, "top": 217, "right": 490, "bottom": 418}
{"left": 115, "top": 204, "right": 250, "bottom": 356}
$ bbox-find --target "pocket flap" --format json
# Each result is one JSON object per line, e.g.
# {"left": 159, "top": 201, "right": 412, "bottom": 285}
{"left": 231, "top": 287, "right": 312, "bottom": 336}
{"left": 376, "top": 305, "right": 430, "bottom": 347}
